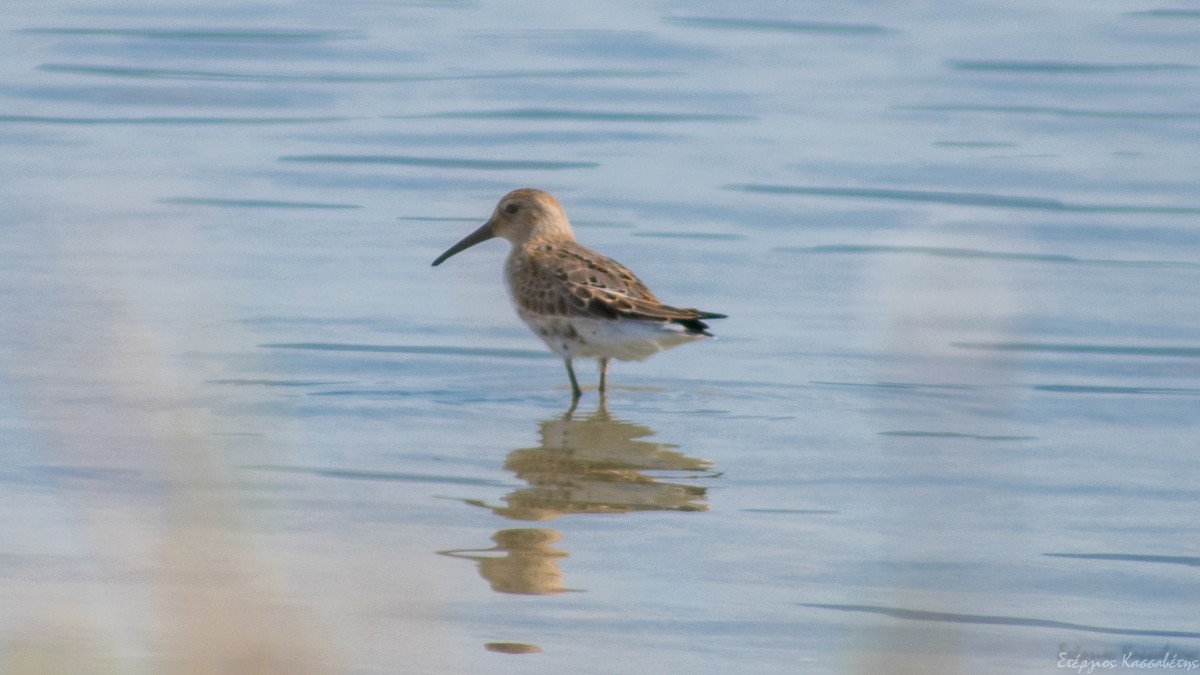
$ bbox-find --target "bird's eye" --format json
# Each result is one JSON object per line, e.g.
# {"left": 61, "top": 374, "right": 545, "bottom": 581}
{"left": 504, "top": 202, "right": 520, "bottom": 215}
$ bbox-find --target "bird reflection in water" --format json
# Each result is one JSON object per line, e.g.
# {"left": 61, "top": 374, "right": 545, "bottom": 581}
{"left": 438, "top": 528, "right": 576, "bottom": 595}
{"left": 470, "top": 399, "right": 715, "bottom": 521}
{"left": 441, "top": 399, "right": 718, "bottom": 598}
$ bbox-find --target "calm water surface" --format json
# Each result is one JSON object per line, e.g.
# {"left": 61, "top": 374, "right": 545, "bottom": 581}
{"left": 2, "top": 1, "right": 1198, "bottom": 673}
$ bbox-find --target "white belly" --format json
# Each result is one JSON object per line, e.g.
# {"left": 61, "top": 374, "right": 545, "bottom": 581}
{"left": 519, "top": 312, "right": 706, "bottom": 362}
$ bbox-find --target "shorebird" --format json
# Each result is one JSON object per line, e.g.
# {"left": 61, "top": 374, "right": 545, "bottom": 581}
{"left": 432, "top": 188, "right": 726, "bottom": 399}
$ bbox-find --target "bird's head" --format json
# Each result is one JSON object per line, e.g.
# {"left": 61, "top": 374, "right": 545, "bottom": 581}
{"left": 432, "top": 188, "right": 574, "bottom": 266}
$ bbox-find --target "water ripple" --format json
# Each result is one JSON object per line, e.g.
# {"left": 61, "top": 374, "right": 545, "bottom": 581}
{"left": 726, "top": 183, "right": 1200, "bottom": 215}
{"left": 1045, "top": 553, "right": 1200, "bottom": 568}
{"left": 1128, "top": 9, "right": 1200, "bottom": 18}
{"left": 37, "top": 63, "right": 674, "bottom": 84}
{"left": 161, "top": 197, "right": 361, "bottom": 209}
{"left": 278, "top": 154, "right": 599, "bottom": 170}
{"left": 742, "top": 508, "right": 839, "bottom": 515}
{"left": 243, "top": 464, "right": 512, "bottom": 488}
{"left": 19, "top": 27, "right": 364, "bottom": 42}
{"left": 879, "top": 431, "right": 1036, "bottom": 441}
{"left": 812, "top": 381, "right": 976, "bottom": 392}
{"left": 1032, "top": 385, "right": 1200, "bottom": 396}
{"left": 260, "top": 342, "right": 554, "bottom": 360}
{"left": 945, "top": 59, "right": 1197, "bottom": 73}
{"left": 402, "top": 108, "right": 754, "bottom": 123}
{"left": 933, "top": 140, "right": 1019, "bottom": 148}
{"left": 292, "top": 130, "right": 680, "bottom": 148}
{"left": 801, "top": 604, "right": 1200, "bottom": 639}
{"left": 778, "top": 244, "right": 1200, "bottom": 269}
{"left": 664, "top": 16, "right": 892, "bottom": 35}
{"left": 37, "top": 63, "right": 417, "bottom": 83}
{"left": 0, "top": 115, "right": 348, "bottom": 125}
{"left": 309, "top": 390, "right": 452, "bottom": 398}
{"left": 895, "top": 103, "right": 1200, "bottom": 121}
{"left": 953, "top": 342, "right": 1200, "bottom": 358}
{"left": 207, "top": 379, "right": 351, "bottom": 387}
{"left": 632, "top": 231, "right": 746, "bottom": 240}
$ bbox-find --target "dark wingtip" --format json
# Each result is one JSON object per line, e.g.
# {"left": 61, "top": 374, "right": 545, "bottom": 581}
{"left": 670, "top": 309, "right": 725, "bottom": 334}
{"left": 675, "top": 312, "right": 725, "bottom": 335}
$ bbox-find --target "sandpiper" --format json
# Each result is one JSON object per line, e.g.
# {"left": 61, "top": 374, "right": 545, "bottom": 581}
{"left": 432, "top": 188, "right": 726, "bottom": 399}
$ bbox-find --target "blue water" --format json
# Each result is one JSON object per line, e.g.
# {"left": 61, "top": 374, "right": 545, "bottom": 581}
{"left": 2, "top": 1, "right": 1198, "bottom": 673}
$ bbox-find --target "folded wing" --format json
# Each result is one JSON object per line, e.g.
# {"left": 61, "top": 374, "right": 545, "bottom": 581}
{"left": 511, "top": 242, "right": 726, "bottom": 334}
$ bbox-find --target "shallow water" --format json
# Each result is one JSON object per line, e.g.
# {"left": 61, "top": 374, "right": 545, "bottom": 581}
{"left": 2, "top": 1, "right": 1199, "bottom": 673}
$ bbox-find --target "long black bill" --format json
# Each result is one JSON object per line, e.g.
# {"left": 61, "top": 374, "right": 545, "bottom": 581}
{"left": 431, "top": 220, "right": 496, "bottom": 266}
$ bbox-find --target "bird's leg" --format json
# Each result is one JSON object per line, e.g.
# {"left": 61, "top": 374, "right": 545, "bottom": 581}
{"left": 564, "top": 358, "right": 582, "bottom": 400}
{"left": 598, "top": 357, "right": 609, "bottom": 395}
{"left": 563, "top": 396, "right": 580, "bottom": 419}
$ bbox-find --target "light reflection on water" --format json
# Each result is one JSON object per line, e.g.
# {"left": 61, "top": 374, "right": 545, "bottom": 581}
{"left": 2, "top": 0, "right": 1200, "bottom": 673}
